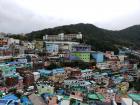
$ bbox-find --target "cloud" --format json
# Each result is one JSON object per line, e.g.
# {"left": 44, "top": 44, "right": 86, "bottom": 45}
{"left": 0, "top": 0, "right": 140, "bottom": 33}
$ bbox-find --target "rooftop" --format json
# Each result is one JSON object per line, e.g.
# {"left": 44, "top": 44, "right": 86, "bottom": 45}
{"left": 2, "top": 94, "right": 18, "bottom": 101}
{"left": 128, "top": 93, "right": 140, "bottom": 104}
{"left": 0, "top": 99, "right": 11, "bottom": 105}
{"left": 38, "top": 69, "right": 52, "bottom": 74}
{"left": 81, "top": 69, "right": 92, "bottom": 73}
{"left": 88, "top": 93, "right": 105, "bottom": 101}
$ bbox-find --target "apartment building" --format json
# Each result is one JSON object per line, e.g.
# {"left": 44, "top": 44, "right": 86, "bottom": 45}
{"left": 43, "top": 33, "right": 82, "bottom": 41}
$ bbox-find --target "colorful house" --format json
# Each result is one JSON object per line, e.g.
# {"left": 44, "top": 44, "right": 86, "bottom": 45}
{"left": 37, "top": 84, "right": 54, "bottom": 95}
{"left": 71, "top": 51, "right": 91, "bottom": 62}
{"left": 71, "top": 44, "right": 91, "bottom": 52}
{"left": 92, "top": 52, "right": 104, "bottom": 63}
{"left": 81, "top": 69, "right": 93, "bottom": 80}
{"left": 0, "top": 63, "right": 16, "bottom": 78}
{"left": 52, "top": 68, "right": 65, "bottom": 75}
{"left": 45, "top": 43, "right": 59, "bottom": 54}
{"left": 34, "top": 41, "right": 44, "bottom": 51}
{"left": 38, "top": 69, "right": 52, "bottom": 77}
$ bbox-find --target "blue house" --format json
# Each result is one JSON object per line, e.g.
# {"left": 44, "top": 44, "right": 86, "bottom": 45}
{"left": 38, "top": 69, "right": 52, "bottom": 77}
{"left": 45, "top": 43, "right": 59, "bottom": 53}
{"left": 52, "top": 68, "right": 64, "bottom": 75}
{"left": 92, "top": 52, "right": 104, "bottom": 63}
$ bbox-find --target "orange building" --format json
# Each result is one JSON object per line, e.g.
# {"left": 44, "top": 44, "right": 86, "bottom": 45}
{"left": 0, "top": 36, "right": 8, "bottom": 46}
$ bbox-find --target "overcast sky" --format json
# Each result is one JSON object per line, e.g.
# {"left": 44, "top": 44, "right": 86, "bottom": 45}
{"left": 0, "top": 0, "right": 140, "bottom": 33}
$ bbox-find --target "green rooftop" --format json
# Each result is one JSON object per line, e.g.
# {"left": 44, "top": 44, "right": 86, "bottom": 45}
{"left": 80, "top": 103, "right": 89, "bottom": 105}
{"left": 88, "top": 93, "right": 98, "bottom": 100}
{"left": 63, "top": 96, "right": 70, "bottom": 100}
{"left": 88, "top": 93, "right": 104, "bottom": 101}
{"left": 96, "top": 93, "right": 105, "bottom": 101}
{"left": 128, "top": 94, "right": 140, "bottom": 104}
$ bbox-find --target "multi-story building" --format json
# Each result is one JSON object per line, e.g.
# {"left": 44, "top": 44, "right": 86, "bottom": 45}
{"left": 70, "top": 69, "right": 82, "bottom": 79}
{"left": 81, "top": 69, "right": 93, "bottom": 80}
{"left": 23, "top": 73, "right": 34, "bottom": 86}
{"left": 43, "top": 33, "right": 82, "bottom": 41}
{"left": 34, "top": 41, "right": 44, "bottom": 51}
{"left": 18, "top": 70, "right": 34, "bottom": 86}
{"left": 0, "top": 35, "right": 8, "bottom": 46}
{"left": 96, "top": 63, "right": 110, "bottom": 70}
{"left": 0, "top": 46, "right": 12, "bottom": 56}
{"left": 33, "top": 72, "right": 40, "bottom": 81}
{"left": 43, "top": 33, "right": 82, "bottom": 53}
{"left": 64, "top": 79, "right": 91, "bottom": 87}
{"left": 0, "top": 64, "right": 16, "bottom": 78}
{"left": 45, "top": 43, "right": 59, "bottom": 54}
{"left": 44, "top": 41, "right": 79, "bottom": 51}
{"left": 58, "top": 49, "right": 70, "bottom": 59}
{"left": 121, "top": 98, "right": 139, "bottom": 105}
{"left": 5, "top": 75, "right": 18, "bottom": 87}
{"left": 52, "top": 68, "right": 65, "bottom": 75}
{"left": 8, "top": 38, "right": 20, "bottom": 45}
{"left": 48, "top": 73, "right": 68, "bottom": 83}
{"left": 37, "top": 84, "right": 54, "bottom": 95}
{"left": 71, "top": 44, "right": 91, "bottom": 52}
{"left": 22, "top": 41, "right": 35, "bottom": 50}
{"left": 38, "top": 69, "right": 52, "bottom": 77}
{"left": 71, "top": 51, "right": 91, "bottom": 62}
{"left": 92, "top": 52, "right": 104, "bottom": 63}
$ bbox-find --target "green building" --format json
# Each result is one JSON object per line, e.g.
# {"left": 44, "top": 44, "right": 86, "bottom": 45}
{"left": 0, "top": 63, "right": 16, "bottom": 78}
{"left": 71, "top": 51, "right": 91, "bottom": 62}
{"left": 36, "top": 84, "right": 54, "bottom": 95}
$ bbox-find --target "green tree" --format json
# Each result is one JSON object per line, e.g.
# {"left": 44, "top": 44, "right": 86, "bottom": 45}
{"left": 46, "top": 63, "right": 61, "bottom": 70}
{"left": 133, "top": 78, "right": 140, "bottom": 91}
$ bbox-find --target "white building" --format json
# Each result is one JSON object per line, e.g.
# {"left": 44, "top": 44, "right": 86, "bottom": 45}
{"left": 43, "top": 33, "right": 82, "bottom": 41}
{"left": 44, "top": 41, "right": 79, "bottom": 51}
{"left": 23, "top": 42, "right": 35, "bottom": 49}
{"left": 96, "top": 63, "right": 110, "bottom": 70}
{"left": 45, "top": 43, "right": 59, "bottom": 54}
{"left": 81, "top": 69, "right": 93, "bottom": 80}
{"left": 121, "top": 98, "right": 138, "bottom": 105}
{"left": 61, "top": 99, "right": 70, "bottom": 105}
{"left": 33, "top": 72, "right": 40, "bottom": 81}
{"left": 8, "top": 38, "right": 20, "bottom": 45}
{"left": 64, "top": 80, "right": 91, "bottom": 87}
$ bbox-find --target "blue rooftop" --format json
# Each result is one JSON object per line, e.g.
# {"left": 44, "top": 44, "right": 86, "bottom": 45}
{"left": 69, "top": 55, "right": 80, "bottom": 60}
{"left": 56, "top": 89, "right": 65, "bottom": 95}
{"left": 2, "top": 94, "right": 18, "bottom": 101}
{"left": 8, "top": 61, "right": 19, "bottom": 65}
{"left": 0, "top": 47, "right": 8, "bottom": 50}
{"left": 52, "top": 68, "right": 64, "bottom": 74}
{"left": 20, "top": 96, "right": 32, "bottom": 104}
{"left": 0, "top": 99, "right": 11, "bottom": 105}
{"left": 38, "top": 69, "right": 52, "bottom": 74}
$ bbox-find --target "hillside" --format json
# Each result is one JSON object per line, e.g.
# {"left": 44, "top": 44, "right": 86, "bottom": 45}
{"left": 25, "top": 23, "right": 140, "bottom": 51}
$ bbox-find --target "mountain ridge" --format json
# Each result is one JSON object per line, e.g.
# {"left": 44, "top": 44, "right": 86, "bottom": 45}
{"left": 12, "top": 23, "right": 140, "bottom": 51}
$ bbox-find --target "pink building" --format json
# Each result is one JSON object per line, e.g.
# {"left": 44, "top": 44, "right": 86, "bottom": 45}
{"left": 0, "top": 87, "right": 8, "bottom": 93}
